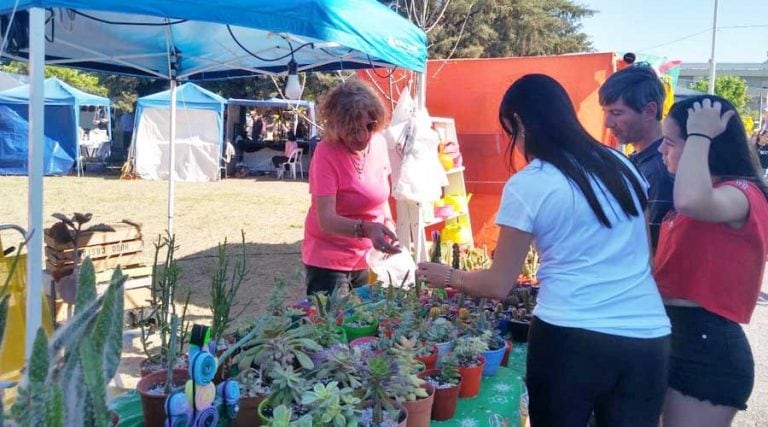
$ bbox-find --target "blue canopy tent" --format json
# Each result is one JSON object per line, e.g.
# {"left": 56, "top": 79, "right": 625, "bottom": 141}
{"left": 0, "top": 105, "right": 74, "bottom": 174}
{"left": 0, "top": 0, "right": 427, "bottom": 359}
{"left": 0, "top": 77, "right": 111, "bottom": 175}
{"left": 133, "top": 83, "right": 227, "bottom": 182}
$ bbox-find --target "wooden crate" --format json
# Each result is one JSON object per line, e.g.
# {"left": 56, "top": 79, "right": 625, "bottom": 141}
{"left": 45, "top": 239, "right": 144, "bottom": 262}
{"left": 44, "top": 221, "right": 142, "bottom": 251}
{"left": 46, "top": 252, "right": 146, "bottom": 276}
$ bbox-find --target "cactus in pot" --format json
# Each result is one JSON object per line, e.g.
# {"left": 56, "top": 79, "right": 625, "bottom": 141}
{"left": 10, "top": 257, "right": 126, "bottom": 426}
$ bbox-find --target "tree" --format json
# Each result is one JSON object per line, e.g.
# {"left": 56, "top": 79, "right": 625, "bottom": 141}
{"left": 1, "top": 61, "right": 108, "bottom": 96}
{"left": 690, "top": 75, "right": 750, "bottom": 115}
{"left": 383, "top": 0, "right": 595, "bottom": 59}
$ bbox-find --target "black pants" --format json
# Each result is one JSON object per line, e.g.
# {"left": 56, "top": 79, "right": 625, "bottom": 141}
{"left": 304, "top": 264, "right": 367, "bottom": 296}
{"left": 526, "top": 317, "right": 669, "bottom": 427}
{"left": 272, "top": 155, "right": 289, "bottom": 169}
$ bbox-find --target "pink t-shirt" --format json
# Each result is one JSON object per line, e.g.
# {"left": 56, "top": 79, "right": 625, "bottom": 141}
{"left": 302, "top": 133, "right": 391, "bottom": 271}
{"left": 284, "top": 139, "right": 298, "bottom": 157}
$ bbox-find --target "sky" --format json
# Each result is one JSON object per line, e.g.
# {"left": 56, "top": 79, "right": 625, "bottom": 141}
{"left": 579, "top": 0, "right": 768, "bottom": 64}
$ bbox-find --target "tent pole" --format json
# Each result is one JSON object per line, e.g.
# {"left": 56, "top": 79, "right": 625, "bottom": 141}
{"left": 26, "top": 7, "right": 45, "bottom": 360}
{"left": 167, "top": 79, "right": 177, "bottom": 236}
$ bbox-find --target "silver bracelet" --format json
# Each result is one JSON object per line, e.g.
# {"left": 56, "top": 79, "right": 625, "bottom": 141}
{"left": 444, "top": 268, "right": 454, "bottom": 288}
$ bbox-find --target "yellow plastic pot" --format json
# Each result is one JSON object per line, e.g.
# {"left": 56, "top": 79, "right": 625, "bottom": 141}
{"left": 440, "top": 222, "right": 472, "bottom": 244}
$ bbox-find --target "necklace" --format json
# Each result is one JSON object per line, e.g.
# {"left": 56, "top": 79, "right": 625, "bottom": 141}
{"left": 350, "top": 151, "right": 367, "bottom": 180}
{"left": 349, "top": 144, "right": 371, "bottom": 180}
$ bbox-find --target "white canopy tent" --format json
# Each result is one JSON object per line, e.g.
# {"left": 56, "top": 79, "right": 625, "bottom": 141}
{"left": 133, "top": 83, "right": 227, "bottom": 182}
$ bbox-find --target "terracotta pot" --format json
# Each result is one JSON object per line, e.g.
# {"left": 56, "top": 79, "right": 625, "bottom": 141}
{"left": 418, "top": 369, "right": 462, "bottom": 421}
{"left": 501, "top": 339, "right": 513, "bottom": 367}
{"left": 232, "top": 393, "right": 268, "bottom": 427}
{"left": 378, "top": 318, "right": 401, "bottom": 338}
{"left": 139, "top": 355, "right": 189, "bottom": 378}
{"left": 415, "top": 345, "right": 438, "bottom": 372}
{"left": 349, "top": 336, "right": 384, "bottom": 357}
{"left": 136, "top": 369, "right": 190, "bottom": 427}
{"left": 457, "top": 355, "right": 485, "bottom": 398}
{"left": 401, "top": 382, "right": 434, "bottom": 427}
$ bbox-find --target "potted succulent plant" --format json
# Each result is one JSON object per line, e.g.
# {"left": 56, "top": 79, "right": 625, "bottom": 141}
{"left": 343, "top": 305, "right": 379, "bottom": 342}
{"left": 452, "top": 335, "right": 488, "bottom": 398}
{"left": 359, "top": 354, "right": 409, "bottom": 427}
{"left": 421, "top": 317, "right": 457, "bottom": 366}
{"left": 418, "top": 355, "right": 463, "bottom": 421}
{"left": 388, "top": 336, "right": 434, "bottom": 427}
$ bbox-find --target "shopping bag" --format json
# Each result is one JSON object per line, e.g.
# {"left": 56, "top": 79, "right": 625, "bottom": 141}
{"left": 0, "top": 237, "right": 53, "bottom": 383}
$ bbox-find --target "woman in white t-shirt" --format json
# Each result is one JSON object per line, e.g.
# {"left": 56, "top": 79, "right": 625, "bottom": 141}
{"left": 417, "top": 74, "right": 670, "bottom": 427}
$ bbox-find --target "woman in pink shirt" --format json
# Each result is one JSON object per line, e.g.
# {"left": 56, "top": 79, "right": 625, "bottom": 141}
{"left": 302, "top": 80, "right": 400, "bottom": 295}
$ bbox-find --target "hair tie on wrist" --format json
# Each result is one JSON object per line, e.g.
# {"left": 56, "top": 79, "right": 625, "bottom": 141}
{"left": 687, "top": 133, "right": 714, "bottom": 143}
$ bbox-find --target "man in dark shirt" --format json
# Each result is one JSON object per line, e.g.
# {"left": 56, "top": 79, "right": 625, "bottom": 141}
{"left": 599, "top": 65, "right": 674, "bottom": 252}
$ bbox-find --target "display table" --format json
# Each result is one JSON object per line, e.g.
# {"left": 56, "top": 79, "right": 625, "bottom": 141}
{"left": 109, "top": 345, "right": 527, "bottom": 427}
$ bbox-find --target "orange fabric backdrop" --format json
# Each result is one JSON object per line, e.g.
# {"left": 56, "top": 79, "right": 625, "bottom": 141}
{"left": 360, "top": 52, "right": 618, "bottom": 250}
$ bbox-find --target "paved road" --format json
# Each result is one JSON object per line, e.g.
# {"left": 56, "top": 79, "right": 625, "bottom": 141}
{"left": 734, "top": 264, "right": 768, "bottom": 426}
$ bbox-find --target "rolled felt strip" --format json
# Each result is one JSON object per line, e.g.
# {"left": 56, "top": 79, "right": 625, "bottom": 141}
{"left": 165, "top": 391, "right": 190, "bottom": 417}
{"left": 216, "top": 380, "right": 240, "bottom": 405}
{"left": 192, "top": 406, "right": 219, "bottom": 427}
{"left": 188, "top": 344, "right": 201, "bottom": 359}
{"left": 164, "top": 413, "right": 190, "bottom": 427}
{"left": 194, "top": 383, "right": 217, "bottom": 409}
{"left": 189, "top": 351, "right": 217, "bottom": 385}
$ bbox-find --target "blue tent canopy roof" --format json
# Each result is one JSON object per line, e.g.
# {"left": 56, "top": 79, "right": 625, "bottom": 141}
{"left": 0, "top": 77, "right": 110, "bottom": 106}
{"left": 0, "top": 1, "right": 427, "bottom": 78}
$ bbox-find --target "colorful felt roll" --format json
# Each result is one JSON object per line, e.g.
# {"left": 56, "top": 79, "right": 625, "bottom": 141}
{"left": 192, "top": 406, "right": 219, "bottom": 427}
{"left": 185, "top": 381, "right": 216, "bottom": 409}
{"left": 189, "top": 351, "right": 217, "bottom": 385}
{"left": 165, "top": 391, "right": 190, "bottom": 417}
{"left": 164, "top": 414, "right": 190, "bottom": 427}
{"left": 188, "top": 344, "right": 201, "bottom": 359}
{"left": 216, "top": 380, "right": 240, "bottom": 405}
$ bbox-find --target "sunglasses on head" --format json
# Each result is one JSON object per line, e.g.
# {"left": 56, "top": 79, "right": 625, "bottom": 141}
{"left": 365, "top": 120, "right": 378, "bottom": 132}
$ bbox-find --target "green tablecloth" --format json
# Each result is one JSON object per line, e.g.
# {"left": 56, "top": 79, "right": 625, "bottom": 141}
{"left": 432, "top": 344, "right": 526, "bottom": 427}
{"left": 110, "top": 345, "right": 528, "bottom": 427}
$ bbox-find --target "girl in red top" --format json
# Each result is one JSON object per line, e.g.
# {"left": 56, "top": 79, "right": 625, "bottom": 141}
{"left": 656, "top": 95, "right": 768, "bottom": 426}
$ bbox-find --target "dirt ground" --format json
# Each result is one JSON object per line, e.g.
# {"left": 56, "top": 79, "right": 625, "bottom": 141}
{"left": 1, "top": 174, "right": 766, "bottom": 425}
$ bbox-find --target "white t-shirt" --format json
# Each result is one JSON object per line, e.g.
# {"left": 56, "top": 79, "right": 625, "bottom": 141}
{"left": 497, "top": 150, "right": 670, "bottom": 338}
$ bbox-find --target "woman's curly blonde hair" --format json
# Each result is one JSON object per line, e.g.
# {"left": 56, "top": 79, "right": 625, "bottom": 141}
{"left": 318, "top": 79, "right": 388, "bottom": 143}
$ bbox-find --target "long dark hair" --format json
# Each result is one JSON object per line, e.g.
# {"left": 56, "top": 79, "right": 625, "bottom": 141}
{"left": 667, "top": 95, "right": 768, "bottom": 199}
{"left": 498, "top": 74, "right": 647, "bottom": 227}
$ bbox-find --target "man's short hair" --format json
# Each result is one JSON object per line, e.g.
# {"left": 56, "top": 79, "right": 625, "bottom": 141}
{"left": 599, "top": 65, "right": 666, "bottom": 120}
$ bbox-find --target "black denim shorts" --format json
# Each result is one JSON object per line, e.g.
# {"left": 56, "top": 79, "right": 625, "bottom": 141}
{"left": 666, "top": 305, "right": 754, "bottom": 410}
{"left": 304, "top": 264, "right": 368, "bottom": 296}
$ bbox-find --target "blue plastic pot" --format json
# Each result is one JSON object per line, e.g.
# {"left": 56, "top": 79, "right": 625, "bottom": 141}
{"left": 481, "top": 339, "right": 506, "bottom": 377}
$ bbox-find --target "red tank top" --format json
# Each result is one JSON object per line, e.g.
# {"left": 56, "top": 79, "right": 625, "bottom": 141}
{"left": 654, "top": 180, "right": 768, "bottom": 324}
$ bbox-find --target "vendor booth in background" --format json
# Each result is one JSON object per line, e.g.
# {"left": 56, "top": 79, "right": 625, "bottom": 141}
{"left": 225, "top": 97, "right": 317, "bottom": 175}
{"left": 362, "top": 52, "right": 636, "bottom": 250}
{"left": 129, "top": 83, "right": 226, "bottom": 182}
{"left": 0, "top": 77, "right": 111, "bottom": 176}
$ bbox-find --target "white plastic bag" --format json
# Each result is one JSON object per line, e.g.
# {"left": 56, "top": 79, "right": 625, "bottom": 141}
{"left": 365, "top": 249, "right": 417, "bottom": 287}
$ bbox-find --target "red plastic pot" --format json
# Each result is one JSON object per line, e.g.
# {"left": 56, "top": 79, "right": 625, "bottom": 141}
{"left": 415, "top": 345, "right": 438, "bottom": 372}
{"left": 457, "top": 355, "right": 485, "bottom": 398}
{"left": 501, "top": 339, "right": 513, "bottom": 367}
{"left": 401, "top": 382, "right": 434, "bottom": 427}
{"left": 418, "top": 369, "right": 462, "bottom": 421}
{"left": 136, "top": 369, "right": 190, "bottom": 427}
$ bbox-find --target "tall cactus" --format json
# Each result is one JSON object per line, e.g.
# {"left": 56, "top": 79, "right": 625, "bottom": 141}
{"left": 10, "top": 257, "right": 126, "bottom": 427}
